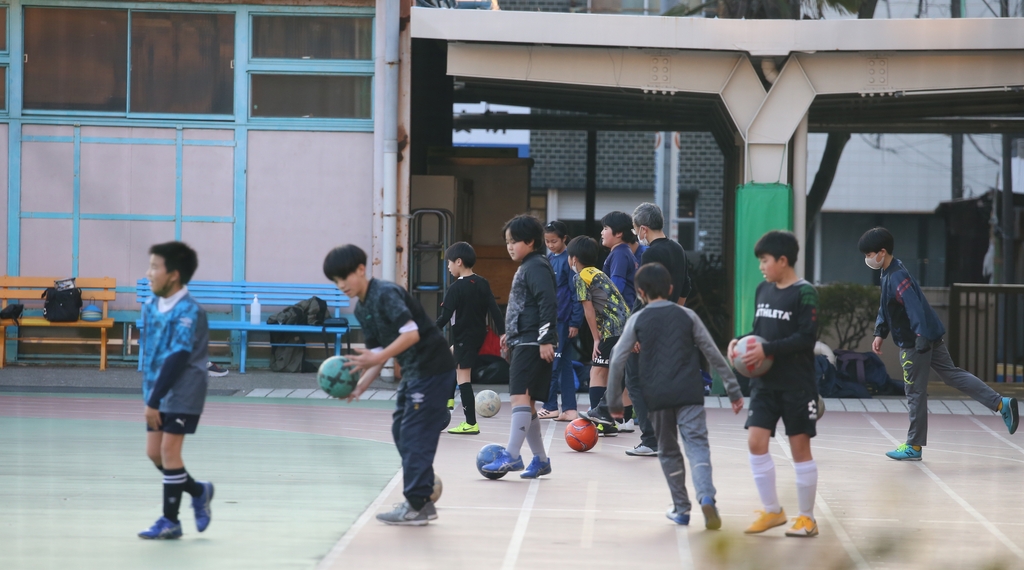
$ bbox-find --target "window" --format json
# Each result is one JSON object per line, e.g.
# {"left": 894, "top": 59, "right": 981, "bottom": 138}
{"left": 252, "top": 16, "right": 372, "bottom": 60}
{"left": 251, "top": 74, "right": 370, "bottom": 119}
{"left": 675, "top": 191, "right": 698, "bottom": 251}
{"left": 0, "top": 8, "right": 8, "bottom": 52}
{"left": 131, "top": 13, "right": 234, "bottom": 115}
{"left": 0, "top": 67, "right": 6, "bottom": 111}
{"left": 24, "top": 8, "right": 128, "bottom": 112}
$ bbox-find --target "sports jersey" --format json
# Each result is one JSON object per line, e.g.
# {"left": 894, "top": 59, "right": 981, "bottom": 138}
{"left": 141, "top": 289, "right": 210, "bottom": 415}
{"left": 640, "top": 238, "right": 691, "bottom": 304}
{"left": 505, "top": 251, "right": 559, "bottom": 347}
{"left": 603, "top": 243, "right": 637, "bottom": 307}
{"left": 435, "top": 274, "right": 506, "bottom": 342}
{"left": 745, "top": 279, "right": 818, "bottom": 392}
{"left": 875, "top": 258, "right": 946, "bottom": 348}
{"left": 356, "top": 278, "right": 455, "bottom": 380}
{"left": 573, "top": 267, "right": 630, "bottom": 340}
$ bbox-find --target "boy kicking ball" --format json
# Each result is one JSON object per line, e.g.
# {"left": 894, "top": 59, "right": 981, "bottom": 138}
{"left": 138, "top": 241, "right": 214, "bottom": 539}
{"left": 729, "top": 231, "right": 821, "bottom": 538}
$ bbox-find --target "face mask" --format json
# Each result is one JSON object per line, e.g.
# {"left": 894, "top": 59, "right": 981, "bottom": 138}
{"left": 865, "top": 253, "right": 884, "bottom": 270}
{"left": 638, "top": 238, "right": 649, "bottom": 247}
{"left": 571, "top": 264, "right": 580, "bottom": 274}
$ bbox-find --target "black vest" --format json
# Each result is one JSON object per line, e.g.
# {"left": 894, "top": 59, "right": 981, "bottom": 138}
{"left": 634, "top": 304, "right": 705, "bottom": 410}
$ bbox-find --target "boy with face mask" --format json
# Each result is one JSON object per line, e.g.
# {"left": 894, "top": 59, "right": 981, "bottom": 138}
{"left": 859, "top": 227, "right": 1018, "bottom": 462}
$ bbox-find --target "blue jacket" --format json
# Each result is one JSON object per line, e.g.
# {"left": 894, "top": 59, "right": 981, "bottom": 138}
{"left": 874, "top": 258, "right": 946, "bottom": 349}
{"left": 548, "top": 249, "right": 583, "bottom": 329}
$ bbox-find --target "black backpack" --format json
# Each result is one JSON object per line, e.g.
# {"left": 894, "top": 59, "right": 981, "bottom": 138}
{"left": 1, "top": 303, "right": 24, "bottom": 324}
{"left": 42, "top": 287, "right": 82, "bottom": 322}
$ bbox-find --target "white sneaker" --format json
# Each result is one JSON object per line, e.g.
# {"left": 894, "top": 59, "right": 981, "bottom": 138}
{"left": 617, "top": 419, "right": 635, "bottom": 433}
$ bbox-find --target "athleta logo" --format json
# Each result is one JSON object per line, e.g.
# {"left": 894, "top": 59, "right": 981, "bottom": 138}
{"left": 755, "top": 303, "right": 791, "bottom": 321}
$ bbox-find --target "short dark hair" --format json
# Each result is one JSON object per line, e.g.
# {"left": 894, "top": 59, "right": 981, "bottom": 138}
{"left": 445, "top": 241, "right": 476, "bottom": 268}
{"left": 754, "top": 230, "right": 799, "bottom": 266}
{"left": 503, "top": 215, "right": 545, "bottom": 253}
{"left": 635, "top": 263, "right": 671, "bottom": 300}
{"left": 601, "top": 211, "right": 637, "bottom": 244}
{"left": 858, "top": 227, "right": 895, "bottom": 255}
{"left": 149, "top": 241, "right": 198, "bottom": 284}
{"left": 323, "top": 245, "right": 367, "bottom": 280}
{"left": 544, "top": 220, "right": 569, "bottom": 241}
{"left": 566, "top": 235, "right": 600, "bottom": 268}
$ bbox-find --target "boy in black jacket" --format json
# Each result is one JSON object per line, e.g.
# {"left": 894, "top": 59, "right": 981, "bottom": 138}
{"left": 859, "top": 227, "right": 1018, "bottom": 462}
{"left": 728, "top": 231, "right": 821, "bottom": 538}
{"left": 607, "top": 263, "right": 743, "bottom": 529}
{"left": 481, "top": 215, "right": 558, "bottom": 478}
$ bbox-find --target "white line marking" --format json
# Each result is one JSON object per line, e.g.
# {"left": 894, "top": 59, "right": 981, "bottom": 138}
{"left": 502, "top": 421, "right": 555, "bottom": 570}
{"left": 773, "top": 435, "right": 870, "bottom": 570}
{"left": 316, "top": 470, "right": 403, "bottom": 569}
{"left": 968, "top": 417, "right": 1024, "bottom": 457}
{"left": 865, "top": 415, "right": 1024, "bottom": 561}
{"left": 676, "top": 526, "right": 695, "bottom": 569}
{"left": 580, "top": 480, "right": 598, "bottom": 548}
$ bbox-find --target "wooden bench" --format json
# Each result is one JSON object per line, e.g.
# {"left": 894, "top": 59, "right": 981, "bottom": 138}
{"left": 0, "top": 276, "right": 116, "bottom": 370}
{"left": 136, "top": 279, "right": 351, "bottom": 373}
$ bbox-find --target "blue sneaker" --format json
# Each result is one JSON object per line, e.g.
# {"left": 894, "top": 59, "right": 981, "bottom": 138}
{"left": 666, "top": 508, "right": 690, "bottom": 525}
{"left": 520, "top": 456, "right": 552, "bottom": 479}
{"left": 885, "top": 443, "right": 922, "bottom": 461}
{"left": 192, "top": 481, "right": 214, "bottom": 532}
{"left": 1001, "top": 397, "right": 1019, "bottom": 435}
{"left": 481, "top": 449, "right": 524, "bottom": 474}
{"left": 700, "top": 496, "right": 721, "bottom": 530}
{"left": 138, "top": 516, "right": 182, "bottom": 539}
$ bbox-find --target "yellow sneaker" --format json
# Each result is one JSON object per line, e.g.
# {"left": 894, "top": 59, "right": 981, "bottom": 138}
{"left": 447, "top": 422, "right": 480, "bottom": 435}
{"left": 744, "top": 509, "right": 787, "bottom": 534}
{"left": 785, "top": 515, "right": 819, "bottom": 537}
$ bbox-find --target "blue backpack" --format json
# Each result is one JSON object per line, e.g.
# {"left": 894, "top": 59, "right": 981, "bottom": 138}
{"left": 815, "top": 355, "right": 871, "bottom": 398}
{"left": 833, "top": 350, "right": 904, "bottom": 396}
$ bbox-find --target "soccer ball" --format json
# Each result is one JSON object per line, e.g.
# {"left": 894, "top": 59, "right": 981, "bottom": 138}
{"left": 475, "top": 390, "right": 501, "bottom": 418}
{"left": 317, "top": 355, "right": 358, "bottom": 398}
{"left": 731, "top": 335, "right": 773, "bottom": 378}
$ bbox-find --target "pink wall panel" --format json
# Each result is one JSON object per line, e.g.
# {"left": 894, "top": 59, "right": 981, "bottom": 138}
{"left": 181, "top": 222, "right": 233, "bottom": 282}
{"left": 129, "top": 145, "right": 176, "bottom": 215}
{"left": 128, "top": 221, "right": 176, "bottom": 283}
{"left": 184, "top": 129, "right": 234, "bottom": 141}
{"left": 0, "top": 124, "right": 8, "bottom": 273}
{"left": 23, "top": 125, "right": 73, "bottom": 137}
{"left": 81, "top": 126, "right": 130, "bottom": 139}
{"left": 131, "top": 128, "right": 176, "bottom": 140}
{"left": 182, "top": 146, "right": 233, "bottom": 217}
{"left": 79, "top": 220, "right": 130, "bottom": 283}
{"left": 80, "top": 143, "right": 132, "bottom": 214}
{"left": 21, "top": 142, "right": 73, "bottom": 213}
{"left": 245, "top": 131, "right": 374, "bottom": 283}
{"left": 20, "top": 219, "right": 73, "bottom": 277}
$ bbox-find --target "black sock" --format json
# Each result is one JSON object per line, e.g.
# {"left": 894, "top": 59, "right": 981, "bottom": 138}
{"left": 163, "top": 468, "right": 187, "bottom": 522}
{"left": 183, "top": 473, "right": 204, "bottom": 497}
{"left": 408, "top": 495, "right": 428, "bottom": 510}
{"left": 589, "top": 386, "right": 606, "bottom": 411}
{"left": 155, "top": 464, "right": 164, "bottom": 474}
{"left": 623, "top": 406, "right": 634, "bottom": 422}
{"left": 459, "top": 383, "right": 477, "bottom": 425}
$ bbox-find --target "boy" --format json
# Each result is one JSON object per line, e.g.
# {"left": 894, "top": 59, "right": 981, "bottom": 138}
{"left": 727, "top": 230, "right": 820, "bottom": 538}
{"left": 435, "top": 241, "right": 506, "bottom": 435}
{"left": 600, "top": 211, "right": 640, "bottom": 308}
{"left": 481, "top": 215, "right": 558, "bottom": 478}
{"left": 325, "top": 245, "right": 456, "bottom": 525}
{"left": 607, "top": 263, "right": 743, "bottom": 529}
{"left": 568, "top": 236, "right": 631, "bottom": 436}
{"left": 859, "top": 227, "right": 1018, "bottom": 461}
{"left": 138, "top": 241, "right": 214, "bottom": 540}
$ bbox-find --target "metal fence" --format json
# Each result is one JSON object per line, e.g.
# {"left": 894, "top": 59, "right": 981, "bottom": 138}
{"left": 948, "top": 284, "right": 1024, "bottom": 383}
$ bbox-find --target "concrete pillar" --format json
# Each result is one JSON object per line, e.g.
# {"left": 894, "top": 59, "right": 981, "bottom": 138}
{"left": 792, "top": 113, "right": 808, "bottom": 278}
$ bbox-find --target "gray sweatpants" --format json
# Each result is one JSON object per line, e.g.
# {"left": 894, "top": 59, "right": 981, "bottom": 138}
{"left": 649, "top": 405, "right": 715, "bottom": 515}
{"left": 900, "top": 341, "right": 1001, "bottom": 447}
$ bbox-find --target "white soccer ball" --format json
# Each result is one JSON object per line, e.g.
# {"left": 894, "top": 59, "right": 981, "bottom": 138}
{"left": 475, "top": 390, "right": 501, "bottom": 418}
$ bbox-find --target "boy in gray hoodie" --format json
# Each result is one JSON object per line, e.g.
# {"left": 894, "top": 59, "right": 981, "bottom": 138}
{"left": 607, "top": 263, "right": 744, "bottom": 529}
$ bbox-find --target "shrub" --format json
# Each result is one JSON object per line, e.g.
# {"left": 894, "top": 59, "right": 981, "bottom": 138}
{"left": 816, "top": 282, "right": 880, "bottom": 350}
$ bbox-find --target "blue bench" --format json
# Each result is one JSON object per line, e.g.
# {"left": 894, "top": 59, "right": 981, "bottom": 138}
{"left": 136, "top": 279, "right": 351, "bottom": 373}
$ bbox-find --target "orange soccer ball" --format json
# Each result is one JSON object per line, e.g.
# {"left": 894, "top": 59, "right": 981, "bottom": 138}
{"left": 565, "top": 418, "right": 598, "bottom": 452}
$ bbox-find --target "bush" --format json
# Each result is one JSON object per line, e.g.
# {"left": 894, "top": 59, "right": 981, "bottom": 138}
{"left": 816, "top": 282, "right": 880, "bottom": 350}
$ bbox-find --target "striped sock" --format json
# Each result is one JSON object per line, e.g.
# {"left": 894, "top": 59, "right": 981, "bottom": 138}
{"left": 162, "top": 468, "right": 188, "bottom": 522}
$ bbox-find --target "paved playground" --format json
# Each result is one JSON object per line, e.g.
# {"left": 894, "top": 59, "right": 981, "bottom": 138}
{"left": 2, "top": 378, "right": 1023, "bottom": 570}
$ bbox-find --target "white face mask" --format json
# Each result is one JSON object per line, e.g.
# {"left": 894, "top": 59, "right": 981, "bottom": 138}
{"left": 865, "top": 252, "right": 884, "bottom": 270}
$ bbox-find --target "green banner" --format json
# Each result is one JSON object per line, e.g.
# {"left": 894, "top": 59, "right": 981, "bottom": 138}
{"left": 734, "top": 182, "right": 793, "bottom": 337}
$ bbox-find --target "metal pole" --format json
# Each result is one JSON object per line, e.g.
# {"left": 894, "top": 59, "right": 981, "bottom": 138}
{"left": 382, "top": 0, "right": 400, "bottom": 282}
{"left": 952, "top": 134, "right": 964, "bottom": 199}
{"left": 1002, "top": 135, "right": 1015, "bottom": 284}
{"left": 585, "top": 130, "right": 597, "bottom": 237}
{"left": 793, "top": 113, "right": 808, "bottom": 278}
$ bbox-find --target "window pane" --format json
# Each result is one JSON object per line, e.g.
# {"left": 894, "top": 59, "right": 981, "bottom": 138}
{"left": 251, "top": 75, "right": 371, "bottom": 119}
{"left": 0, "top": 8, "right": 8, "bottom": 52}
{"left": 677, "top": 222, "right": 696, "bottom": 251}
{"left": 0, "top": 67, "right": 6, "bottom": 111}
{"left": 24, "top": 8, "right": 128, "bottom": 112}
{"left": 252, "top": 16, "right": 372, "bottom": 60}
{"left": 131, "top": 13, "right": 234, "bottom": 114}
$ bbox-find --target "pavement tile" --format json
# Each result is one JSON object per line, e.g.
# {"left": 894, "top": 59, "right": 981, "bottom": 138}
{"left": 245, "top": 388, "right": 273, "bottom": 398}
{"left": 306, "top": 390, "right": 330, "bottom": 399}
{"left": 842, "top": 399, "right": 867, "bottom": 412}
{"left": 704, "top": 396, "right": 722, "bottom": 408}
{"left": 943, "top": 400, "right": 973, "bottom": 415}
{"left": 963, "top": 400, "right": 996, "bottom": 415}
{"left": 822, "top": 398, "right": 843, "bottom": 412}
{"left": 861, "top": 399, "right": 886, "bottom": 412}
{"left": 880, "top": 399, "right": 907, "bottom": 413}
{"left": 927, "top": 400, "right": 952, "bottom": 414}
{"left": 287, "top": 389, "right": 316, "bottom": 399}
{"left": 369, "top": 390, "right": 396, "bottom": 401}
{"left": 267, "top": 389, "right": 295, "bottom": 398}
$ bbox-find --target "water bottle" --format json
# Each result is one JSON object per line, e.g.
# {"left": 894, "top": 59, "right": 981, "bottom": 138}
{"left": 250, "top": 295, "right": 261, "bottom": 325}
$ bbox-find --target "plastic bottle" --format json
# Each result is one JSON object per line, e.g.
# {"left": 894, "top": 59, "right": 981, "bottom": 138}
{"left": 250, "top": 295, "right": 261, "bottom": 325}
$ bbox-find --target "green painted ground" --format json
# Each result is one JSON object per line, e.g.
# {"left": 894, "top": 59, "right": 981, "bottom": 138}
{"left": 0, "top": 416, "right": 400, "bottom": 570}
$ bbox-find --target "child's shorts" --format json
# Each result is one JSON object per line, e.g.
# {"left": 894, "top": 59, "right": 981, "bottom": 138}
{"left": 146, "top": 412, "right": 201, "bottom": 435}
{"left": 453, "top": 339, "right": 484, "bottom": 370}
{"left": 592, "top": 335, "right": 621, "bottom": 368}
{"left": 744, "top": 385, "right": 818, "bottom": 438}
{"left": 509, "top": 345, "right": 552, "bottom": 401}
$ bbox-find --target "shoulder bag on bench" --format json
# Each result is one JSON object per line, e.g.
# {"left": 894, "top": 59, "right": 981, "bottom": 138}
{"left": 42, "top": 278, "right": 83, "bottom": 322}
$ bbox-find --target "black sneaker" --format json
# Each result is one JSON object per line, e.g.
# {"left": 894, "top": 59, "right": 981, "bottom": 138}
{"left": 580, "top": 408, "right": 614, "bottom": 426}
{"left": 597, "top": 423, "right": 619, "bottom": 437}
{"left": 207, "top": 362, "right": 228, "bottom": 377}
{"left": 376, "top": 501, "right": 437, "bottom": 526}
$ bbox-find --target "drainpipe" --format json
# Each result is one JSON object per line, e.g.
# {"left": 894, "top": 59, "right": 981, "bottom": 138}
{"left": 382, "top": 0, "right": 400, "bottom": 283}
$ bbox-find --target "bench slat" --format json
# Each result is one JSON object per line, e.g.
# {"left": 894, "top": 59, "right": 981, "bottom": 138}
{"left": 0, "top": 276, "right": 116, "bottom": 288}
{"left": 2, "top": 317, "right": 114, "bottom": 328}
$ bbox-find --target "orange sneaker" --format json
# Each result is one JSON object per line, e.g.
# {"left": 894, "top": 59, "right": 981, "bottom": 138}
{"left": 744, "top": 509, "right": 788, "bottom": 534}
{"left": 785, "top": 515, "right": 819, "bottom": 537}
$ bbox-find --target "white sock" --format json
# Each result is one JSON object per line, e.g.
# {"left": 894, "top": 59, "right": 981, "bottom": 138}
{"left": 793, "top": 460, "right": 818, "bottom": 519}
{"left": 749, "top": 452, "right": 781, "bottom": 513}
